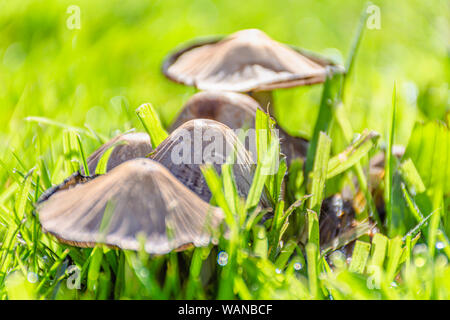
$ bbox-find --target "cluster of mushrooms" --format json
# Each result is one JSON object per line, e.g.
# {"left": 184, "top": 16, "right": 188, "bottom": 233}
{"left": 37, "top": 29, "right": 358, "bottom": 255}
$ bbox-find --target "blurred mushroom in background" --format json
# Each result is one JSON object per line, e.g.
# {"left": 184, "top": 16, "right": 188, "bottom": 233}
{"left": 163, "top": 28, "right": 343, "bottom": 119}
{"left": 37, "top": 159, "right": 223, "bottom": 254}
{"left": 170, "top": 91, "right": 258, "bottom": 132}
{"left": 170, "top": 91, "right": 308, "bottom": 164}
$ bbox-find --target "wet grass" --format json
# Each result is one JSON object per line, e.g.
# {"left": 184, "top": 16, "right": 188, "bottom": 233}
{"left": 0, "top": 0, "right": 449, "bottom": 299}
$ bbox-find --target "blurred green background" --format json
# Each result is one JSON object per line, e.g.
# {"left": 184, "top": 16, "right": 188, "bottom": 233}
{"left": 0, "top": 0, "right": 448, "bottom": 186}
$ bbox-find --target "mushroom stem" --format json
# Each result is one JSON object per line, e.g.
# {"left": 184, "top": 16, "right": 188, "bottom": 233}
{"left": 248, "top": 90, "right": 274, "bottom": 113}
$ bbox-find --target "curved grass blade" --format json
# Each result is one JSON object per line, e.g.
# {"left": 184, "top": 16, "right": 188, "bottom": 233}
{"left": 136, "top": 103, "right": 167, "bottom": 149}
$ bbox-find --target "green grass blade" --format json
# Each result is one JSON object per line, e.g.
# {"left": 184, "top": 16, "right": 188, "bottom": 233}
{"left": 25, "top": 116, "right": 100, "bottom": 140}
{"left": 403, "top": 210, "right": 434, "bottom": 240}
{"left": 399, "top": 158, "right": 426, "bottom": 195}
{"left": 327, "top": 130, "right": 379, "bottom": 179}
{"left": 275, "top": 240, "right": 297, "bottom": 270}
{"left": 63, "top": 129, "right": 80, "bottom": 174}
{"left": 234, "top": 276, "right": 253, "bottom": 300}
{"left": 267, "top": 157, "right": 287, "bottom": 203}
{"left": 253, "top": 225, "right": 268, "bottom": 258}
{"left": 245, "top": 140, "right": 278, "bottom": 211}
{"left": 307, "top": 209, "right": 320, "bottom": 250}
{"left": 307, "top": 132, "right": 331, "bottom": 214}
{"left": 201, "top": 164, "right": 234, "bottom": 227}
{"left": 286, "top": 158, "right": 305, "bottom": 201}
{"left": 385, "top": 84, "right": 397, "bottom": 232}
{"left": 306, "top": 242, "right": 319, "bottom": 299}
{"left": 342, "top": 4, "right": 369, "bottom": 101}
{"left": 94, "top": 140, "right": 127, "bottom": 175}
{"left": 305, "top": 74, "right": 342, "bottom": 175}
{"left": 349, "top": 240, "right": 371, "bottom": 273}
{"left": 255, "top": 109, "right": 276, "bottom": 161}
{"left": 369, "top": 233, "right": 389, "bottom": 268}
{"left": 268, "top": 200, "right": 285, "bottom": 260}
{"left": 75, "top": 133, "right": 90, "bottom": 176}
{"left": 136, "top": 103, "right": 168, "bottom": 149}
{"left": 400, "top": 182, "right": 425, "bottom": 222}
{"left": 14, "top": 173, "right": 32, "bottom": 221}
{"left": 385, "top": 236, "right": 403, "bottom": 283}
{"left": 186, "top": 248, "right": 207, "bottom": 299}
{"left": 87, "top": 247, "right": 103, "bottom": 293}
{"left": 221, "top": 163, "right": 239, "bottom": 219}
{"left": 39, "top": 158, "right": 52, "bottom": 190}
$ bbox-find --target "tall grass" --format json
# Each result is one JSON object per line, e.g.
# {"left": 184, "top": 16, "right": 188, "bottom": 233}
{"left": 0, "top": 0, "right": 449, "bottom": 300}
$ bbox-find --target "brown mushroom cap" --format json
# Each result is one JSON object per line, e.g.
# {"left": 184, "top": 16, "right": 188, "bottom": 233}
{"left": 84, "top": 132, "right": 152, "bottom": 174}
{"left": 37, "top": 158, "right": 223, "bottom": 254}
{"left": 170, "top": 91, "right": 259, "bottom": 131}
{"left": 151, "top": 119, "right": 271, "bottom": 207}
{"left": 170, "top": 91, "right": 308, "bottom": 163}
{"left": 163, "top": 29, "right": 343, "bottom": 92}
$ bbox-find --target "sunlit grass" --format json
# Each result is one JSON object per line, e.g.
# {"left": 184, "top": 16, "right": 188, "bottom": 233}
{"left": 0, "top": 0, "right": 449, "bottom": 300}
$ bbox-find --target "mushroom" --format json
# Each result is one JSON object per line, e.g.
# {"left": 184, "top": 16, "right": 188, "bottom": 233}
{"left": 37, "top": 119, "right": 271, "bottom": 253}
{"left": 39, "top": 132, "right": 152, "bottom": 203}
{"left": 169, "top": 91, "right": 308, "bottom": 163}
{"left": 162, "top": 28, "right": 343, "bottom": 110}
{"left": 41, "top": 119, "right": 268, "bottom": 212}
{"left": 37, "top": 158, "right": 224, "bottom": 254}
{"left": 151, "top": 118, "right": 271, "bottom": 207}
{"left": 170, "top": 91, "right": 259, "bottom": 132}
{"left": 82, "top": 132, "right": 153, "bottom": 174}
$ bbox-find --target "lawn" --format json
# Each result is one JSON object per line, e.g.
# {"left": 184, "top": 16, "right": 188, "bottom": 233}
{"left": 0, "top": 0, "right": 449, "bottom": 300}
